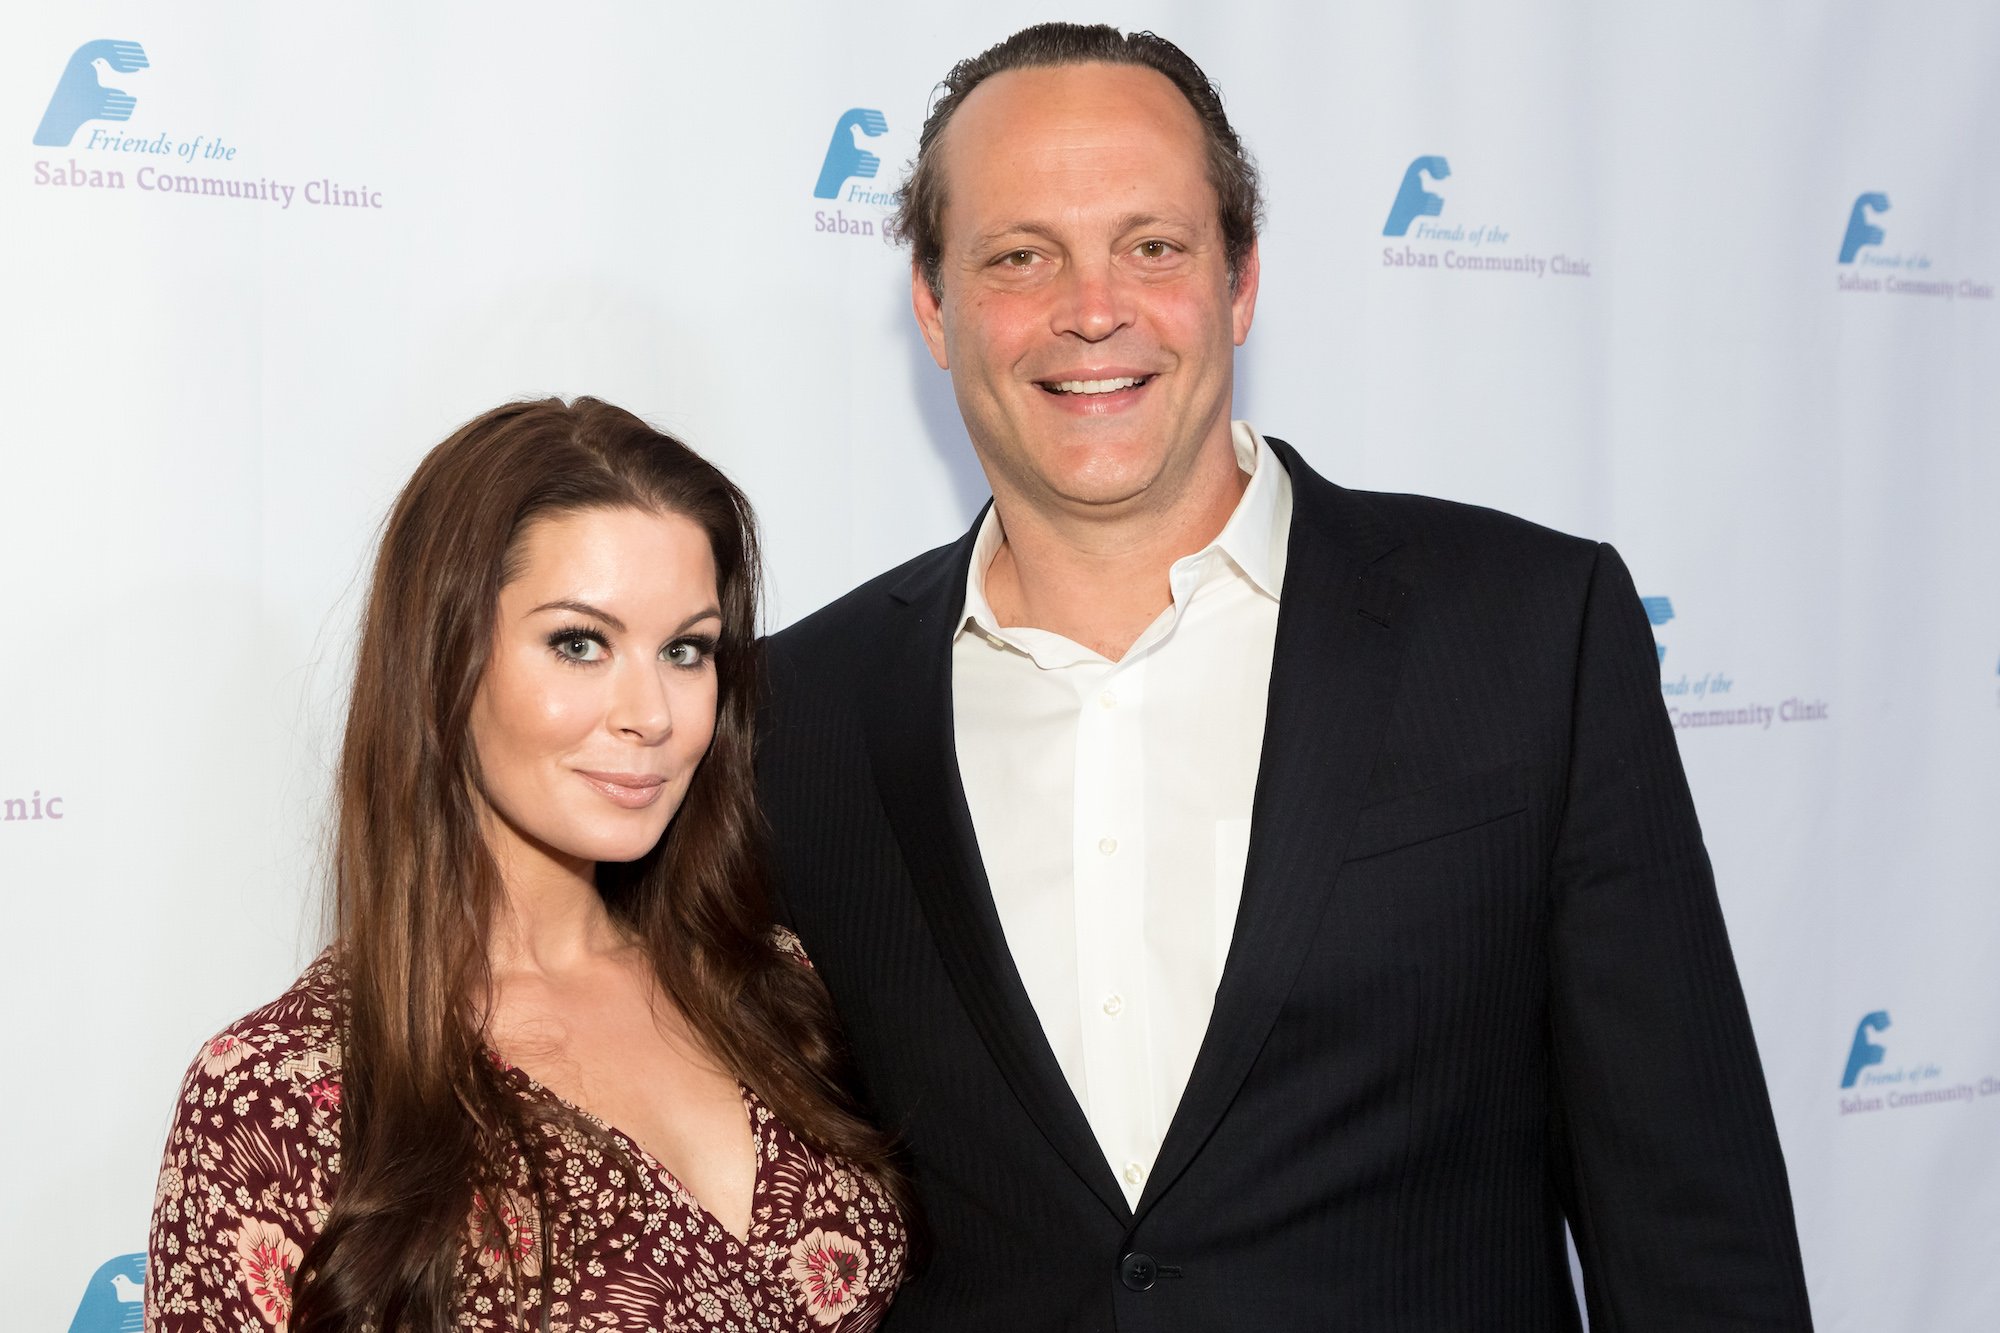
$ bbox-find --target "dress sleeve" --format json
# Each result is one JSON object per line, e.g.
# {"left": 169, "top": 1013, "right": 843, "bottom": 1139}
{"left": 147, "top": 982, "right": 342, "bottom": 1333}
{"left": 770, "top": 924, "right": 815, "bottom": 969}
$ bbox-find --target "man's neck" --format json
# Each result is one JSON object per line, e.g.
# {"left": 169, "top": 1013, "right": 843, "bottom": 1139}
{"left": 982, "top": 440, "right": 1249, "bottom": 662}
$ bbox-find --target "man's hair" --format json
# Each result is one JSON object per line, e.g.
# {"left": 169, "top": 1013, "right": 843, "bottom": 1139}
{"left": 890, "top": 22, "right": 1264, "bottom": 298}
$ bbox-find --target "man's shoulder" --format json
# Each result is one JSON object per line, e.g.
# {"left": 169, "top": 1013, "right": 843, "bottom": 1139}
{"left": 769, "top": 537, "right": 964, "bottom": 655}
{"left": 1282, "top": 465, "right": 1623, "bottom": 631}
{"left": 1343, "top": 486, "right": 1601, "bottom": 568}
{"left": 1270, "top": 435, "right": 1603, "bottom": 578}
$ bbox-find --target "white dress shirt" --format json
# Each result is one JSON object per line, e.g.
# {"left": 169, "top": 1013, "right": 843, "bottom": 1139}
{"left": 952, "top": 422, "right": 1293, "bottom": 1208}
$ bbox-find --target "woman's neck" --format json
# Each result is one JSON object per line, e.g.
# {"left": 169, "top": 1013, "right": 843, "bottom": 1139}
{"left": 483, "top": 820, "right": 628, "bottom": 978}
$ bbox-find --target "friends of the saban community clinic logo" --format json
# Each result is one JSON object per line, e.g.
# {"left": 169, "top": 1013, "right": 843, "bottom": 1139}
{"left": 66, "top": 1254, "right": 145, "bottom": 1333}
{"left": 34, "top": 39, "right": 148, "bottom": 147}
{"left": 30, "top": 38, "right": 385, "bottom": 212}
{"left": 1646, "top": 595, "right": 1829, "bottom": 735}
{"left": 812, "top": 107, "right": 897, "bottom": 240}
{"left": 1838, "top": 1011, "right": 2000, "bottom": 1117}
{"left": 1379, "top": 154, "right": 1593, "bottom": 282}
{"left": 1835, "top": 191, "right": 1992, "bottom": 302}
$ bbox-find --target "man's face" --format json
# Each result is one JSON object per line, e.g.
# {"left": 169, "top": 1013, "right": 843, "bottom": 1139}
{"left": 912, "top": 62, "right": 1259, "bottom": 521}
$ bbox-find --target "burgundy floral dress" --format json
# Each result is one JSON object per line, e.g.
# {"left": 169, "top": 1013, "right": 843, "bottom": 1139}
{"left": 145, "top": 942, "right": 905, "bottom": 1332}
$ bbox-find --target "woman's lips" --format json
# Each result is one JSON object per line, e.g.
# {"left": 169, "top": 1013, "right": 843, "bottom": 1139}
{"left": 576, "top": 770, "right": 669, "bottom": 809}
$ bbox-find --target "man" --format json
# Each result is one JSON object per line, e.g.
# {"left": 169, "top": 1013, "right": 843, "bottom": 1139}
{"left": 759, "top": 23, "right": 1812, "bottom": 1331}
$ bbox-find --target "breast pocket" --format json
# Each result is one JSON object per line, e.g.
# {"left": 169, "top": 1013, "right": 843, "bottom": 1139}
{"left": 1344, "top": 763, "right": 1529, "bottom": 862}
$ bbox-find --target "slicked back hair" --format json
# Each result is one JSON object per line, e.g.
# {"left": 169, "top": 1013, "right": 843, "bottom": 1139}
{"left": 890, "top": 22, "right": 1264, "bottom": 298}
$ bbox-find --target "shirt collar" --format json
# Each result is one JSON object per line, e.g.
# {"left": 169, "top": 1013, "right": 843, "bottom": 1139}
{"left": 956, "top": 421, "right": 1292, "bottom": 646}
{"left": 1206, "top": 420, "right": 1290, "bottom": 600}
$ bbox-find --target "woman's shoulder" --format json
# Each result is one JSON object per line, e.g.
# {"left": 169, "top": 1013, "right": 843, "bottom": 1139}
{"left": 175, "top": 951, "right": 346, "bottom": 1109}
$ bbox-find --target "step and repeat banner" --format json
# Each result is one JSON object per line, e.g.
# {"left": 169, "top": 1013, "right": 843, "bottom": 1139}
{"left": 4, "top": 3, "right": 1995, "bottom": 1330}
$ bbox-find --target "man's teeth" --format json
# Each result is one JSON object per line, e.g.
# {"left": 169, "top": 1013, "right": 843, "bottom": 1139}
{"left": 1050, "top": 376, "right": 1143, "bottom": 395}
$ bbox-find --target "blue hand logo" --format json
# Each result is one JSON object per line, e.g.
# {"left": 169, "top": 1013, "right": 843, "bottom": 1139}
{"left": 35, "top": 40, "right": 149, "bottom": 147}
{"left": 66, "top": 1253, "right": 145, "bottom": 1333}
{"left": 1838, "top": 193, "right": 1889, "bottom": 265}
{"left": 814, "top": 108, "right": 889, "bottom": 200}
{"left": 1840, "top": 1010, "right": 1891, "bottom": 1089}
{"left": 1383, "top": 155, "right": 1451, "bottom": 237}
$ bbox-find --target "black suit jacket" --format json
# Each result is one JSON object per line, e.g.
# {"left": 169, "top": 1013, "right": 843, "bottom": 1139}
{"left": 758, "top": 439, "right": 1812, "bottom": 1331}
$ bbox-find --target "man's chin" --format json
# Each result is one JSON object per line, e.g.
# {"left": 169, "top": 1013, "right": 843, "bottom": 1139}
{"left": 1037, "top": 463, "right": 1171, "bottom": 514}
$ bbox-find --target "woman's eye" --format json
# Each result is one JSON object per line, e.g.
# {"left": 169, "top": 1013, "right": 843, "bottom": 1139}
{"left": 663, "top": 639, "right": 709, "bottom": 668}
{"left": 554, "top": 635, "right": 604, "bottom": 662}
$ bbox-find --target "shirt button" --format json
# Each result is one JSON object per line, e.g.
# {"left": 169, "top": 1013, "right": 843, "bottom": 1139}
{"left": 1098, "top": 689, "right": 1118, "bottom": 709}
{"left": 1123, "top": 1161, "right": 1146, "bottom": 1186}
{"left": 1098, "top": 836, "right": 1118, "bottom": 856}
{"left": 1102, "top": 994, "right": 1124, "bottom": 1017}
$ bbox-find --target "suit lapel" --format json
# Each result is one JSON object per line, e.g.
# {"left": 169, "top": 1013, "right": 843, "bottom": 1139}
{"left": 1140, "top": 439, "right": 1414, "bottom": 1213}
{"left": 860, "top": 520, "right": 1133, "bottom": 1223}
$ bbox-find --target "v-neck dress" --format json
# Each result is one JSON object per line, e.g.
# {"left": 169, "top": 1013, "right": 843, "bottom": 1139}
{"left": 145, "top": 946, "right": 906, "bottom": 1332}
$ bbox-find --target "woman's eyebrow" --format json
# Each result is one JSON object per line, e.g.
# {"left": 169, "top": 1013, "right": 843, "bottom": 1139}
{"left": 528, "top": 599, "right": 625, "bottom": 633}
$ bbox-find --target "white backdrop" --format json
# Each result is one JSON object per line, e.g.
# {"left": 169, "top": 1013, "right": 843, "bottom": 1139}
{"left": 5, "top": 4, "right": 1996, "bottom": 1330}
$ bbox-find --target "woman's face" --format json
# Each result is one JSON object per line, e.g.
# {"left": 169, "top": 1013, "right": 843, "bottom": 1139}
{"left": 469, "top": 505, "right": 722, "bottom": 883}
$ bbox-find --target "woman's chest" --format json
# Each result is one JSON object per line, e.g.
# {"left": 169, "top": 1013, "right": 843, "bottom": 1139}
{"left": 518, "top": 1104, "right": 905, "bottom": 1331}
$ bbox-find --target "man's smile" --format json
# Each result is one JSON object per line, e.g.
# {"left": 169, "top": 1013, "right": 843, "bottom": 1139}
{"left": 1039, "top": 374, "right": 1154, "bottom": 395}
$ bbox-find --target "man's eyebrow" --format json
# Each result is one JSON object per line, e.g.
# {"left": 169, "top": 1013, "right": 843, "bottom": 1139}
{"left": 1112, "top": 212, "right": 1191, "bottom": 234}
{"left": 969, "top": 214, "right": 1198, "bottom": 251}
{"left": 970, "top": 220, "right": 1064, "bottom": 251}
{"left": 528, "top": 599, "right": 626, "bottom": 633}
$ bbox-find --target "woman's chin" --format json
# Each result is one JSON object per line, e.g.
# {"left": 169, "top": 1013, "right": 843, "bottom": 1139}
{"left": 572, "top": 823, "right": 673, "bottom": 867}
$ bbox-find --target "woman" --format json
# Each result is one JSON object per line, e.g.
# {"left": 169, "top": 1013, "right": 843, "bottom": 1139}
{"left": 145, "top": 398, "right": 907, "bottom": 1332}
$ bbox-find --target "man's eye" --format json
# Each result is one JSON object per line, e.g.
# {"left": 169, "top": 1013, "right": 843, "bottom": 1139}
{"left": 1000, "top": 250, "right": 1036, "bottom": 267}
{"left": 1137, "top": 240, "right": 1173, "bottom": 259}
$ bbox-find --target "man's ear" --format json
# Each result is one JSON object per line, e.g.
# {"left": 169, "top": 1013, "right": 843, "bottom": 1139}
{"left": 1231, "top": 239, "right": 1261, "bottom": 347}
{"left": 911, "top": 264, "right": 950, "bottom": 370}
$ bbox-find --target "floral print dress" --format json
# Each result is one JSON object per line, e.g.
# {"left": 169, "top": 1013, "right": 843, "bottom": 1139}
{"left": 145, "top": 946, "right": 905, "bottom": 1332}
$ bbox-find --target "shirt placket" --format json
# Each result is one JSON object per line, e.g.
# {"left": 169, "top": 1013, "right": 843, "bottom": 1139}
{"left": 1072, "top": 652, "right": 1156, "bottom": 1207}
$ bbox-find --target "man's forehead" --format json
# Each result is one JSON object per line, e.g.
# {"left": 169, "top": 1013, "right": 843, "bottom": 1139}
{"left": 948, "top": 61, "right": 1200, "bottom": 144}
{"left": 935, "top": 62, "right": 1210, "bottom": 212}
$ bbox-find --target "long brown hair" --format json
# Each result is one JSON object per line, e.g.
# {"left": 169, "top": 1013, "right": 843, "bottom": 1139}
{"left": 292, "top": 398, "right": 906, "bottom": 1332}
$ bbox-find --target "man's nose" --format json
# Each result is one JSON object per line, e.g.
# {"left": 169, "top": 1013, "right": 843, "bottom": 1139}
{"left": 1053, "top": 257, "right": 1133, "bottom": 342}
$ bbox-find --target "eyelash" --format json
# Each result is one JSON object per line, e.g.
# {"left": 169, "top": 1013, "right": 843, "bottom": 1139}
{"left": 546, "top": 625, "right": 607, "bottom": 665}
{"left": 544, "top": 625, "right": 719, "bottom": 669}
{"left": 668, "top": 634, "right": 720, "bottom": 668}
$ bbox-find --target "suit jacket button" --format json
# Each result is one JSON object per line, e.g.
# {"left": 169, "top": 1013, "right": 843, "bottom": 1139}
{"left": 1119, "top": 1252, "right": 1158, "bottom": 1291}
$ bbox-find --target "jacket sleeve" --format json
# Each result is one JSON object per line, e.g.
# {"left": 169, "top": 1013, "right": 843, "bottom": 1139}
{"left": 1545, "top": 543, "right": 1814, "bottom": 1329}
